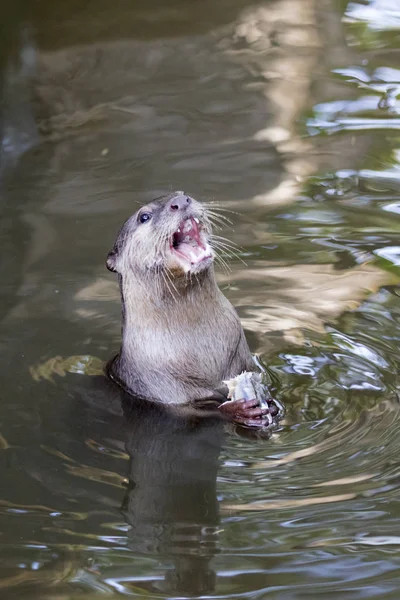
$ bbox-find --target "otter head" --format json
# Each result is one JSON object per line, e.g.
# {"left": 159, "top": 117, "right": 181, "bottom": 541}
{"left": 106, "top": 192, "right": 214, "bottom": 284}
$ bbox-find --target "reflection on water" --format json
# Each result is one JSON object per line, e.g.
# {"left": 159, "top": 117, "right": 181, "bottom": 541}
{"left": 122, "top": 396, "right": 224, "bottom": 596}
{"left": 1, "top": 0, "right": 400, "bottom": 598}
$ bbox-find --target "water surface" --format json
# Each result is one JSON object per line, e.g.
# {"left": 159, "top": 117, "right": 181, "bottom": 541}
{"left": 1, "top": 0, "right": 400, "bottom": 598}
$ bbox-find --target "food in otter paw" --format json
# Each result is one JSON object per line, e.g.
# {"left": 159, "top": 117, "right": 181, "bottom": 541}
{"left": 224, "top": 371, "right": 281, "bottom": 427}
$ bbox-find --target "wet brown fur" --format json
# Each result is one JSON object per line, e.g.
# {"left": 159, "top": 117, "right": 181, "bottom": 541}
{"left": 106, "top": 192, "right": 254, "bottom": 405}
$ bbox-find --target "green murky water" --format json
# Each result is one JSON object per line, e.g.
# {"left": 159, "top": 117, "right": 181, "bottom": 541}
{"left": 1, "top": 0, "right": 400, "bottom": 598}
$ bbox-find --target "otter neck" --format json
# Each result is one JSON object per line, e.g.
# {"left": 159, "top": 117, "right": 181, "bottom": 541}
{"left": 120, "top": 266, "right": 221, "bottom": 330}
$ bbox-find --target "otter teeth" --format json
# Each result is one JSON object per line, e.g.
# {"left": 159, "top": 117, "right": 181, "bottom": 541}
{"left": 183, "top": 220, "right": 193, "bottom": 233}
{"left": 171, "top": 216, "right": 212, "bottom": 268}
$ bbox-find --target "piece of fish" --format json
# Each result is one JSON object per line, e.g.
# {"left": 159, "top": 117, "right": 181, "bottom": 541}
{"left": 223, "top": 371, "right": 284, "bottom": 427}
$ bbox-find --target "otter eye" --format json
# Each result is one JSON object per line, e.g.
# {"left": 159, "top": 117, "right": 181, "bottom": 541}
{"left": 138, "top": 212, "right": 152, "bottom": 224}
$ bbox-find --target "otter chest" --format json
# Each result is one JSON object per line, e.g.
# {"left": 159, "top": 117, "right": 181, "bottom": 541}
{"left": 130, "top": 309, "right": 240, "bottom": 379}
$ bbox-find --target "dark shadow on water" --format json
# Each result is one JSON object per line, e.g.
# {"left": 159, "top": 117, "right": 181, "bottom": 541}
{"left": 121, "top": 392, "right": 226, "bottom": 596}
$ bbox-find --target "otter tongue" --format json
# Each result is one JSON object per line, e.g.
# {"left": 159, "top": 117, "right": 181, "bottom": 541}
{"left": 173, "top": 218, "right": 205, "bottom": 263}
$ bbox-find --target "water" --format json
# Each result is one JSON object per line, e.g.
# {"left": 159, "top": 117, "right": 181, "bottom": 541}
{"left": 1, "top": 0, "right": 400, "bottom": 597}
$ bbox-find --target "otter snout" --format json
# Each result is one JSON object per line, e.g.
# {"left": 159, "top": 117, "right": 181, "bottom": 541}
{"left": 168, "top": 192, "right": 192, "bottom": 212}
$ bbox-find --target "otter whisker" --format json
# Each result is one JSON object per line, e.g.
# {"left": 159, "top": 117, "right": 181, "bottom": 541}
{"left": 205, "top": 210, "right": 233, "bottom": 227}
{"left": 202, "top": 201, "right": 239, "bottom": 214}
{"left": 210, "top": 241, "right": 232, "bottom": 264}
{"left": 205, "top": 215, "right": 226, "bottom": 232}
{"left": 164, "top": 268, "right": 180, "bottom": 302}
{"left": 152, "top": 228, "right": 171, "bottom": 265}
{"left": 210, "top": 242, "right": 248, "bottom": 267}
{"left": 154, "top": 265, "right": 165, "bottom": 299}
{"left": 142, "top": 233, "right": 166, "bottom": 267}
{"left": 213, "top": 253, "right": 231, "bottom": 274}
{"left": 210, "top": 234, "right": 243, "bottom": 251}
{"left": 203, "top": 204, "right": 234, "bottom": 218}
{"left": 211, "top": 244, "right": 241, "bottom": 258}
{"left": 205, "top": 207, "right": 234, "bottom": 220}
{"left": 210, "top": 235, "right": 246, "bottom": 256}
{"left": 193, "top": 272, "right": 202, "bottom": 288}
{"left": 161, "top": 270, "right": 176, "bottom": 301}
{"left": 210, "top": 236, "right": 242, "bottom": 249}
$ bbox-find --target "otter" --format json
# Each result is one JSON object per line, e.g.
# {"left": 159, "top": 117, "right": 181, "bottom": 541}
{"left": 106, "top": 191, "right": 277, "bottom": 427}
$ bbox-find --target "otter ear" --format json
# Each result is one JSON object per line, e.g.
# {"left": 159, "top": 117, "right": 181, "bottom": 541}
{"left": 106, "top": 249, "right": 118, "bottom": 272}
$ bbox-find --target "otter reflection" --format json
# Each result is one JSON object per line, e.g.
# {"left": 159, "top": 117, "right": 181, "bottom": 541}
{"left": 120, "top": 391, "right": 225, "bottom": 596}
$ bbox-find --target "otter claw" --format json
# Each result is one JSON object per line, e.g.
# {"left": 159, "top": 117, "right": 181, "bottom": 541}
{"left": 236, "top": 417, "right": 272, "bottom": 428}
{"left": 219, "top": 400, "right": 272, "bottom": 428}
{"left": 219, "top": 398, "right": 263, "bottom": 417}
{"left": 219, "top": 398, "right": 273, "bottom": 428}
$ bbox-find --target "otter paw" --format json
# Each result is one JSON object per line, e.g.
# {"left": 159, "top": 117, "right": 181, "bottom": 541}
{"left": 219, "top": 398, "right": 273, "bottom": 428}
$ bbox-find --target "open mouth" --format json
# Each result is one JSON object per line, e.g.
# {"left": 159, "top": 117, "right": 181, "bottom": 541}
{"left": 170, "top": 217, "right": 212, "bottom": 270}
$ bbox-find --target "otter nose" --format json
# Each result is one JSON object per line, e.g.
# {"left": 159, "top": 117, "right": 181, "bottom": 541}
{"left": 168, "top": 192, "right": 191, "bottom": 212}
